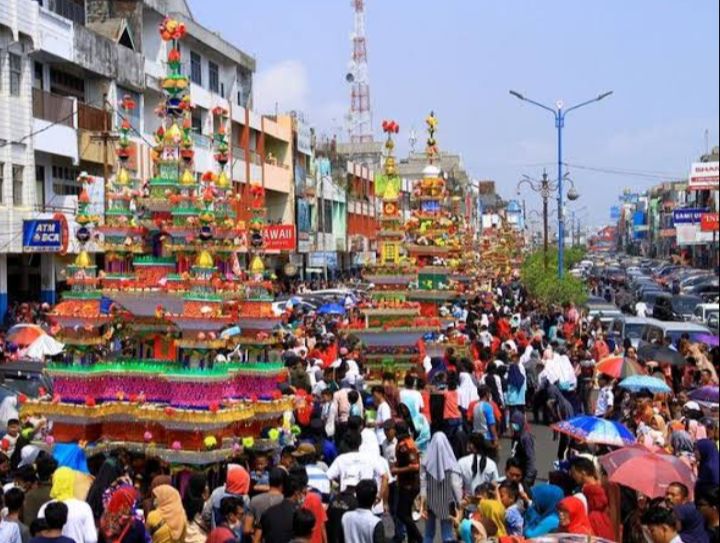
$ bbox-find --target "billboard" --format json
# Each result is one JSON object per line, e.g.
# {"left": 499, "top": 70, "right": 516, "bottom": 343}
{"left": 672, "top": 208, "right": 709, "bottom": 225}
{"left": 676, "top": 224, "right": 715, "bottom": 246}
{"left": 22, "top": 219, "right": 67, "bottom": 252}
{"left": 609, "top": 206, "right": 621, "bottom": 220}
{"left": 688, "top": 162, "right": 719, "bottom": 191}
{"left": 701, "top": 213, "right": 719, "bottom": 232}
{"left": 262, "top": 225, "right": 296, "bottom": 251}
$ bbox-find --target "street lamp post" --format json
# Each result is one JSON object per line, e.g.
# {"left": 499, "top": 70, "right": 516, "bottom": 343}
{"left": 510, "top": 89, "right": 612, "bottom": 278}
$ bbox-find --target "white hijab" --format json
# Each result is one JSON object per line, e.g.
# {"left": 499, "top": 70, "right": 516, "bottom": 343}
{"left": 422, "top": 431, "right": 460, "bottom": 481}
{"left": 0, "top": 396, "right": 19, "bottom": 428}
{"left": 457, "top": 372, "right": 479, "bottom": 410}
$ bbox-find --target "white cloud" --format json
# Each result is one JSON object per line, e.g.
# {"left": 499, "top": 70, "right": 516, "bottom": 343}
{"left": 254, "top": 60, "right": 310, "bottom": 115}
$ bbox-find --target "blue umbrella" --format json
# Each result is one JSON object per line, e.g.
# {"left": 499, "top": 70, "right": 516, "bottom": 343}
{"left": 317, "top": 303, "right": 346, "bottom": 315}
{"left": 553, "top": 415, "right": 635, "bottom": 447}
{"left": 220, "top": 326, "right": 241, "bottom": 338}
{"left": 619, "top": 375, "right": 672, "bottom": 394}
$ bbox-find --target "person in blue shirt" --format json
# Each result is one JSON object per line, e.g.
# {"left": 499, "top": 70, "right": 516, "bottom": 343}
{"left": 523, "top": 483, "right": 564, "bottom": 538}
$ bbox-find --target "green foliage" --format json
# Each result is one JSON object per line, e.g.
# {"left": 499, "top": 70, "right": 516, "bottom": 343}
{"left": 521, "top": 247, "right": 588, "bottom": 307}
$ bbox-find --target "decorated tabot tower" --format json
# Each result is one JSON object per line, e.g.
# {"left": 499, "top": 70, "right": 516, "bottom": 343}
{"left": 24, "top": 18, "right": 292, "bottom": 463}
{"left": 404, "top": 112, "right": 462, "bottom": 316}
{"left": 356, "top": 121, "right": 439, "bottom": 377}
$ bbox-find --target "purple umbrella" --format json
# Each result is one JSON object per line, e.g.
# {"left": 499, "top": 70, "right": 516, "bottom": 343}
{"left": 688, "top": 386, "right": 720, "bottom": 404}
{"left": 695, "top": 333, "right": 719, "bottom": 347}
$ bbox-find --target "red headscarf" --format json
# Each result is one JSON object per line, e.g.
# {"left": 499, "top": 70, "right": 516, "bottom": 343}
{"left": 226, "top": 465, "right": 250, "bottom": 495}
{"left": 558, "top": 496, "right": 594, "bottom": 536}
{"left": 100, "top": 486, "right": 138, "bottom": 543}
{"left": 583, "top": 484, "right": 614, "bottom": 540}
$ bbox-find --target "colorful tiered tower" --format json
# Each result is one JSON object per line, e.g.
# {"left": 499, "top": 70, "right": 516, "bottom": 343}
{"left": 357, "top": 121, "right": 439, "bottom": 377}
{"left": 404, "top": 112, "right": 462, "bottom": 316}
{"left": 24, "top": 18, "right": 291, "bottom": 464}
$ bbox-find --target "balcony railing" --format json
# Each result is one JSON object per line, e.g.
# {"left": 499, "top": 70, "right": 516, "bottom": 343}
{"left": 78, "top": 101, "right": 110, "bottom": 131}
{"left": 32, "top": 88, "right": 74, "bottom": 127}
{"left": 37, "top": 0, "right": 86, "bottom": 25}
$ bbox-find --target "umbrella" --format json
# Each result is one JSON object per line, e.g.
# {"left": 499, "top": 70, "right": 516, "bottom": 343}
{"left": 317, "top": 303, "right": 346, "bottom": 315}
{"left": 552, "top": 415, "right": 635, "bottom": 447}
{"left": 688, "top": 385, "right": 719, "bottom": 404}
{"left": 695, "top": 334, "right": 719, "bottom": 347}
{"left": 638, "top": 344, "right": 686, "bottom": 366}
{"left": 595, "top": 355, "right": 644, "bottom": 379}
{"left": 619, "top": 375, "right": 672, "bottom": 394}
{"left": 600, "top": 445, "right": 695, "bottom": 498}
{"left": 7, "top": 324, "right": 46, "bottom": 346}
{"left": 25, "top": 334, "right": 65, "bottom": 359}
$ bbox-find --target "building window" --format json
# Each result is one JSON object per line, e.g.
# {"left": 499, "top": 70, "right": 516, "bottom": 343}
{"left": 34, "top": 62, "right": 44, "bottom": 90}
{"left": 9, "top": 53, "right": 22, "bottom": 96}
{"left": 12, "top": 165, "right": 24, "bottom": 206}
{"left": 191, "top": 110, "right": 203, "bottom": 133}
{"left": 36, "top": 165, "right": 46, "bottom": 207}
{"left": 116, "top": 87, "right": 141, "bottom": 130}
{"left": 50, "top": 68, "right": 85, "bottom": 100}
{"left": 320, "top": 199, "right": 333, "bottom": 234}
{"left": 52, "top": 164, "right": 82, "bottom": 196}
{"left": 190, "top": 51, "right": 202, "bottom": 85}
{"left": 0, "top": 163, "right": 4, "bottom": 204}
{"left": 208, "top": 61, "right": 219, "bottom": 93}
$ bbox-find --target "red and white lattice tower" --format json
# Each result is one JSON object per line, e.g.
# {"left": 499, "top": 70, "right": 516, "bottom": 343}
{"left": 348, "top": 0, "right": 373, "bottom": 143}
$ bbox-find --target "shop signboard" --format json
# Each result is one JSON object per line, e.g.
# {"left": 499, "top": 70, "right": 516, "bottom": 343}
{"left": 22, "top": 219, "right": 66, "bottom": 252}
{"left": 296, "top": 121, "right": 312, "bottom": 156}
{"left": 262, "top": 225, "right": 296, "bottom": 251}
{"left": 700, "top": 213, "right": 719, "bottom": 232}
{"left": 309, "top": 252, "right": 338, "bottom": 268}
{"left": 688, "top": 162, "right": 719, "bottom": 191}
{"left": 672, "top": 208, "right": 708, "bottom": 225}
{"left": 676, "top": 224, "right": 714, "bottom": 245}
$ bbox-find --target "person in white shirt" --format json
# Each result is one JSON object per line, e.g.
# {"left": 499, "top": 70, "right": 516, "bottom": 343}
{"left": 327, "top": 432, "right": 388, "bottom": 506}
{"left": 38, "top": 467, "right": 98, "bottom": 543}
{"left": 635, "top": 300, "right": 649, "bottom": 318}
{"left": 371, "top": 386, "right": 392, "bottom": 445}
{"left": 341, "top": 479, "right": 385, "bottom": 543}
{"left": 594, "top": 374, "right": 614, "bottom": 418}
{"left": 458, "top": 433, "right": 499, "bottom": 496}
{"left": 399, "top": 374, "right": 425, "bottom": 419}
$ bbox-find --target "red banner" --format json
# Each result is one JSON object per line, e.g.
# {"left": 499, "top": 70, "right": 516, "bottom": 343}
{"left": 263, "top": 225, "right": 296, "bottom": 251}
{"left": 700, "top": 213, "right": 719, "bottom": 232}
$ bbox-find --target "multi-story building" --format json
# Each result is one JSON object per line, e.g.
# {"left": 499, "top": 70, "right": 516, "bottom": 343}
{"left": 1, "top": 0, "right": 298, "bottom": 321}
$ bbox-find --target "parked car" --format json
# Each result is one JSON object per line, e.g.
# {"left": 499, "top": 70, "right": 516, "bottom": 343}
{"left": 692, "top": 303, "right": 720, "bottom": 324}
{"left": 707, "top": 312, "right": 719, "bottom": 333}
{"left": 609, "top": 316, "right": 656, "bottom": 349}
{"left": 682, "top": 278, "right": 719, "bottom": 296}
{"left": 652, "top": 294, "right": 703, "bottom": 321}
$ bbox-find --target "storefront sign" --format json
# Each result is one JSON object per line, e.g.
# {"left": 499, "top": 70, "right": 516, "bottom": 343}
{"left": 700, "top": 213, "right": 719, "bottom": 232}
{"left": 672, "top": 208, "right": 709, "bottom": 225}
{"left": 22, "top": 219, "right": 66, "bottom": 252}
{"left": 297, "top": 121, "right": 312, "bottom": 156}
{"left": 676, "top": 224, "right": 715, "bottom": 245}
{"left": 688, "top": 162, "right": 719, "bottom": 191}
{"left": 262, "top": 225, "right": 296, "bottom": 251}
{"left": 309, "top": 252, "right": 338, "bottom": 268}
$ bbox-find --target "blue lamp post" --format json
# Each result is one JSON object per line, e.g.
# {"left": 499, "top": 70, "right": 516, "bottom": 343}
{"left": 509, "top": 90, "right": 613, "bottom": 278}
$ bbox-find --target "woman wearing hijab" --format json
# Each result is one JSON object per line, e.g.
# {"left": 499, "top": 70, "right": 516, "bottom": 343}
{"left": 420, "top": 432, "right": 463, "bottom": 543}
{"left": 557, "top": 496, "right": 594, "bottom": 536}
{"left": 670, "top": 430, "right": 697, "bottom": 473}
{"left": 142, "top": 475, "right": 172, "bottom": 520}
{"left": 479, "top": 499, "right": 508, "bottom": 537}
{"left": 506, "top": 354, "right": 527, "bottom": 422}
{"left": 583, "top": 483, "right": 614, "bottom": 540}
{"left": 87, "top": 456, "right": 126, "bottom": 521}
{"left": 17, "top": 444, "right": 41, "bottom": 468}
{"left": 457, "top": 370, "right": 479, "bottom": 413}
{"left": 695, "top": 438, "right": 720, "bottom": 496}
{"left": 674, "top": 503, "right": 710, "bottom": 543}
{"left": 146, "top": 484, "right": 187, "bottom": 543}
{"left": 398, "top": 402, "right": 430, "bottom": 454}
{"left": 458, "top": 518, "right": 488, "bottom": 543}
{"left": 510, "top": 411, "right": 537, "bottom": 489}
{"left": 523, "top": 484, "right": 564, "bottom": 538}
{"left": 183, "top": 473, "right": 209, "bottom": 543}
{"left": 100, "top": 486, "right": 146, "bottom": 543}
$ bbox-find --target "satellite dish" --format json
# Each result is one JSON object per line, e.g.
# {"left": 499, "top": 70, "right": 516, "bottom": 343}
{"left": 346, "top": 73, "right": 355, "bottom": 83}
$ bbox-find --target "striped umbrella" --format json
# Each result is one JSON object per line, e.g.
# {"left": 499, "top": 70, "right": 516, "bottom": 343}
{"left": 552, "top": 415, "right": 635, "bottom": 447}
{"left": 596, "top": 355, "right": 644, "bottom": 379}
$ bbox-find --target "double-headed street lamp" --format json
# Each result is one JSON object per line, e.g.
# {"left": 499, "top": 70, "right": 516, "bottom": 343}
{"left": 517, "top": 171, "right": 579, "bottom": 271}
{"left": 509, "top": 89, "right": 613, "bottom": 278}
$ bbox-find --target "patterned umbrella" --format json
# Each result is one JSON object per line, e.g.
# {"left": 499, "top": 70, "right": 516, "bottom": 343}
{"left": 619, "top": 375, "right": 672, "bottom": 394}
{"left": 7, "top": 324, "right": 46, "bottom": 347}
{"left": 595, "top": 355, "right": 644, "bottom": 379}
{"left": 600, "top": 445, "right": 695, "bottom": 498}
{"left": 552, "top": 415, "right": 636, "bottom": 447}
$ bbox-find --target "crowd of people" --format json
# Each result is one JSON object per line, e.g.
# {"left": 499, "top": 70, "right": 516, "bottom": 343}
{"left": 0, "top": 273, "right": 718, "bottom": 543}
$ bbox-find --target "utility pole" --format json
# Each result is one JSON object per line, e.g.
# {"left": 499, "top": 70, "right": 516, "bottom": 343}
{"left": 542, "top": 173, "right": 549, "bottom": 270}
{"left": 90, "top": 93, "right": 119, "bottom": 217}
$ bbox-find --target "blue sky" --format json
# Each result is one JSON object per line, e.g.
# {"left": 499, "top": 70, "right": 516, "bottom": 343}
{"left": 188, "top": 0, "right": 719, "bottom": 227}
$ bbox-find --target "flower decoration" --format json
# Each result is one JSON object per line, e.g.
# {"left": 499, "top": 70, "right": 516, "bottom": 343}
{"left": 381, "top": 120, "right": 400, "bottom": 134}
{"left": 171, "top": 440, "right": 182, "bottom": 451}
{"left": 143, "top": 431, "right": 153, "bottom": 442}
{"left": 268, "top": 428, "right": 280, "bottom": 442}
{"left": 159, "top": 17, "right": 187, "bottom": 42}
{"left": 203, "top": 435, "right": 218, "bottom": 450}
{"left": 242, "top": 436, "right": 255, "bottom": 449}
{"left": 120, "top": 94, "right": 136, "bottom": 111}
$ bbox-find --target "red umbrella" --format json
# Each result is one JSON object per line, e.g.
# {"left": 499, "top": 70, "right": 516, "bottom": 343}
{"left": 7, "top": 324, "right": 46, "bottom": 347}
{"left": 596, "top": 355, "right": 644, "bottom": 379}
{"left": 599, "top": 445, "right": 696, "bottom": 498}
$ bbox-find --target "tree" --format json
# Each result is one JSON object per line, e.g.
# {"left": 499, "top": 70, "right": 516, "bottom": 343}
{"left": 521, "top": 247, "right": 587, "bottom": 307}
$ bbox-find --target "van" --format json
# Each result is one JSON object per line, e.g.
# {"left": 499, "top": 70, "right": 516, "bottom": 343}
{"left": 610, "top": 316, "right": 658, "bottom": 349}
{"left": 692, "top": 303, "right": 719, "bottom": 324}
{"left": 639, "top": 321, "right": 714, "bottom": 349}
